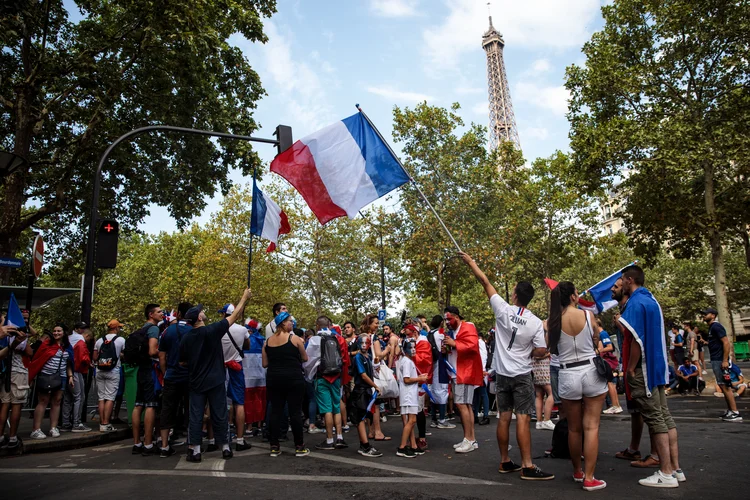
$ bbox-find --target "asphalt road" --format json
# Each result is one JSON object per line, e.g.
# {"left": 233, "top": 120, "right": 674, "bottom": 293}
{"left": 2, "top": 411, "right": 748, "bottom": 500}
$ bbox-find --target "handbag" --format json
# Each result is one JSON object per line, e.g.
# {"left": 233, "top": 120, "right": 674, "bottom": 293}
{"left": 37, "top": 349, "right": 64, "bottom": 392}
{"left": 586, "top": 312, "right": 613, "bottom": 382}
{"left": 373, "top": 362, "right": 400, "bottom": 398}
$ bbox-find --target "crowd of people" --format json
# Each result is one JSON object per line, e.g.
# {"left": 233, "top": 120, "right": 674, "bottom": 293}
{"left": 0, "top": 253, "right": 746, "bottom": 491}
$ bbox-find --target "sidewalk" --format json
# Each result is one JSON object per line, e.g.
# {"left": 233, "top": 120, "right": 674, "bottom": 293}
{"left": 1, "top": 406, "right": 130, "bottom": 457}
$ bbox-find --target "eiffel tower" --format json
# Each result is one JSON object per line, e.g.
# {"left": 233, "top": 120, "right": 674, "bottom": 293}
{"left": 482, "top": 15, "right": 520, "bottom": 150}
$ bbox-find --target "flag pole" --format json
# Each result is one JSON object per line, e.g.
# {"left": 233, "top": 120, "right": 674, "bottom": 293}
{"left": 247, "top": 166, "right": 257, "bottom": 288}
{"left": 355, "top": 104, "right": 463, "bottom": 253}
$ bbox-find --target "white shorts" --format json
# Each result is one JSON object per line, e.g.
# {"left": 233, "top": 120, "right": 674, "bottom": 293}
{"left": 401, "top": 405, "right": 418, "bottom": 415}
{"left": 96, "top": 370, "right": 120, "bottom": 401}
{"left": 453, "top": 383, "right": 477, "bottom": 405}
{"left": 559, "top": 364, "right": 607, "bottom": 400}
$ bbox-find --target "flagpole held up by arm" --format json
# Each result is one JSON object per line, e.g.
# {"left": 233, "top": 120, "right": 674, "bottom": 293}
{"left": 355, "top": 104, "right": 462, "bottom": 253}
{"left": 247, "top": 165, "right": 257, "bottom": 288}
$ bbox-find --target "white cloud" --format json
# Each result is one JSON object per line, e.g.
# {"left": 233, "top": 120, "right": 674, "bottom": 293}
{"left": 522, "top": 126, "right": 550, "bottom": 140}
{"left": 261, "top": 21, "right": 336, "bottom": 132}
{"left": 514, "top": 82, "right": 570, "bottom": 115}
{"left": 471, "top": 102, "right": 487, "bottom": 115}
{"left": 366, "top": 85, "right": 434, "bottom": 103}
{"left": 529, "top": 58, "right": 551, "bottom": 75}
{"left": 456, "top": 86, "right": 484, "bottom": 95}
{"left": 322, "top": 30, "right": 335, "bottom": 44}
{"left": 369, "top": 0, "right": 421, "bottom": 17}
{"left": 422, "top": 0, "right": 600, "bottom": 73}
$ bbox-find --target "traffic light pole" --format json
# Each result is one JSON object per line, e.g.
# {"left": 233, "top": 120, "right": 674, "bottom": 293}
{"left": 81, "top": 125, "right": 291, "bottom": 324}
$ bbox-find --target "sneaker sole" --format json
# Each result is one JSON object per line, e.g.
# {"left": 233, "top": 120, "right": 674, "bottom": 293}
{"left": 454, "top": 447, "right": 474, "bottom": 454}
{"left": 583, "top": 484, "right": 607, "bottom": 491}
{"left": 71, "top": 429, "right": 91, "bottom": 433}
{"left": 396, "top": 452, "right": 416, "bottom": 458}
{"left": 296, "top": 452, "right": 310, "bottom": 457}
{"left": 520, "top": 475, "right": 555, "bottom": 481}
{"left": 498, "top": 468, "right": 522, "bottom": 474}
{"left": 638, "top": 481, "right": 678, "bottom": 488}
{"left": 358, "top": 451, "right": 382, "bottom": 458}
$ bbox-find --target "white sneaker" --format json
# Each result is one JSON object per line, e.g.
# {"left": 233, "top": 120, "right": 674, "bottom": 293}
{"left": 611, "top": 406, "right": 623, "bottom": 414}
{"left": 455, "top": 440, "right": 475, "bottom": 453}
{"left": 488, "top": 410, "right": 497, "bottom": 416}
{"left": 453, "top": 438, "right": 470, "bottom": 449}
{"left": 99, "top": 424, "right": 115, "bottom": 432}
{"left": 673, "top": 469, "right": 686, "bottom": 482}
{"left": 307, "top": 426, "right": 324, "bottom": 434}
{"left": 538, "top": 420, "right": 556, "bottom": 431}
{"left": 437, "top": 421, "right": 456, "bottom": 429}
{"left": 472, "top": 440, "right": 479, "bottom": 449}
{"left": 380, "top": 416, "right": 387, "bottom": 423}
{"left": 30, "top": 429, "right": 47, "bottom": 440}
{"left": 49, "top": 427, "right": 61, "bottom": 438}
{"left": 602, "top": 406, "right": 616, "bottom": 414}
{"left": 639, "top": 471, "right": 679, "bottom": 488}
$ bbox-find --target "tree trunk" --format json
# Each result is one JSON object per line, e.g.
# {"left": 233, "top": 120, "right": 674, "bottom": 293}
{"left": 741, "top": 228, "right": 750, "bottom": 269}
{"left": 704, "top": 161, "right": 734, "bottom": 341}
{"left": 436, "top": 263, "right": 444, "bottom": 311}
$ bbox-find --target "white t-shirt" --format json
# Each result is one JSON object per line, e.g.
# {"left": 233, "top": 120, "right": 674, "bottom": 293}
{"left": 222, "top": 324, "right": 250, "bottom": 363}
{"left": 668, "top": 330, "right": 676, "bottom": 351}
{"left": 431, "top": 330, "right": 446, "bottom": 384}
{"left": 489, "top": 294, "right": 546, "bottom": 378}
{"left": 94, "top": 333, "right": 126, "bottom": 369}
{"left": 265, "top": 320, "right": 276, "bottom": 339}
{"left": 397, "top": 356, "right": 419, "bottom": 407}
{"left": 8, "top": 336, "right": 29, "bottom": 375}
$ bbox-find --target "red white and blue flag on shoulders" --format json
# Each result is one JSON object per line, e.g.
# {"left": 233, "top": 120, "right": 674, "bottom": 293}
{"left": 270, "top": 112, "right": 410, "bottom": 225}
{"left": 250, "top": 179, "right": 290, "bottom": 252}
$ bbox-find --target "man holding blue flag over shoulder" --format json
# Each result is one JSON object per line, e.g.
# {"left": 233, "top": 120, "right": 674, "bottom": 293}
{"left": 618, "top": 265, "right": 683, "bottom": 488}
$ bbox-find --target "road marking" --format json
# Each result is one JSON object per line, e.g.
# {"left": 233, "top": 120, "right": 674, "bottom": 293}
{"left": 69, "top": 454, "right": 87, "bottom": 457}
{"left": 91, "top": 444, "right": 132, "bottom": 452}
{"left": 175, "top": 455, "right": 226, "bottom": 473}
{"left": 0, "top": 468, "right": 504, "bottom": 485}
{"left": 58, "top": 463, "right": 77, "bottom": 468}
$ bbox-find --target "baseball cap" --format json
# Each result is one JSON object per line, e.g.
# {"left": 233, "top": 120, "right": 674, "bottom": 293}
{"left": 444, "top": 305, "right": 463, "bottom": 319}
{"left": 184, "top": 304, "right": 204, "bottom": 324}
{"left": 106, "top": 319, "right": 124, "bottom": 330}
{"left": 74, "top": 321, "right": 89, "bottom": 330}
{"left": 700, "top": 307, "right": 718, "bottom": 315}
{"left": 217, "top": 303, "right": 235, "bottom": 315}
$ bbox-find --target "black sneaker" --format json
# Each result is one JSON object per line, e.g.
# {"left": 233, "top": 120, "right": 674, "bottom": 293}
{"left": 498, "top": 460, "right": 523, "bottom": 473}
{"left": 141, "top": 445, "right": 157, "bottom": 457}
{"left": 159, "top": 446, "right": 176, "bottom": 458}
{"left": 413, "top": 446, "right": 426, "bottom": 455}
{"left": 186, "top": 449, "right": 201, "bottom": 463}
{"left": 270, "top": 445, "right": 281, "bottom": 457}
{"left": 520, "top": 465, "right": 555, "bottom": 481}
{"left": 206, "top": 443, "right": 219, "bottom": 453}
{"left": 358, "top": 445, "right": 383, "bottom": 457}
{"left": 478, "top": 417, "right": 491, "bottom": 425}
{"left": 722, "top": 412, "right": 743, "bottom": 422}
{"left": 5, "top": 438, "right": 21, "bottom": 453}
{"left": 59, "top": 426, "right": 73, "bottom": 433}
{"left": 295, "top": 445, "right": 310, "bottom": 456}
{"left": 315, "top": 440, "right": 335, "bottom": 450}
{"left": 396, "top": 446, "right": 416, "bottom": 458}
{"left": 222, "top": 448, "right": 233, "bottom": 459}
{"left": 335, "top": 438, "right": 348, "bottom": 449}
{"left": 131, "top": 444, "right": 143, "bottom": 455}
{"left": 236, "top": 441, "right": 252, "bottom": 451}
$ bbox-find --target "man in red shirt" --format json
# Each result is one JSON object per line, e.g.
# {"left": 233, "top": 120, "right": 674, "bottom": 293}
{"left": 442, "top": 306, "right": 483, "bottom": 454}
{"left": 312, "top": 317, "right": 350, "bottom": 451}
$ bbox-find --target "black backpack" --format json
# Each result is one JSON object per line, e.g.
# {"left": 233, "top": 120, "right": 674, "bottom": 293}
{"left": 122, "top": 326, "right": 151, "bottom": 366}
{"left": 550, "top": 418, "right": 573, "bottom": 459}
{"left": 319, "top": 334, "right": 343, "bottom": 376}
{"left": 427, "top": 329, "right": 441, "bottom": 362}
{"left": 96, "top": 335, "right": 119, "bottom": 371}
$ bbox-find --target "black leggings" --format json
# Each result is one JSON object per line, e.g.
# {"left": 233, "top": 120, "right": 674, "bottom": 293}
{"left": 267, "top": 377, "right": 305, "bottom": 447}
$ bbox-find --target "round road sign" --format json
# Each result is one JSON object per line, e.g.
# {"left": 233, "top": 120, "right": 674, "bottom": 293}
{"left": 32, "top": 235, "right": 44, "bottom": 278}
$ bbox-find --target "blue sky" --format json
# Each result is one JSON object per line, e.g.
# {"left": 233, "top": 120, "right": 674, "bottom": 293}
{"left": 142, "top": 0, "right": 607, "bottom": 233}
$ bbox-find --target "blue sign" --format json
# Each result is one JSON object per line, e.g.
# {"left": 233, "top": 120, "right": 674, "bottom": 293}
{"left": 0, "top": 257, "right": 22, "bottom": 269}
{"left": 377, "top": 309, "right": 387, "bottom": 321}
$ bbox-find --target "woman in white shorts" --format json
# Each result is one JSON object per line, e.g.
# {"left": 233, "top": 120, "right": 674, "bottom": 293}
{"left": 548, "top": 281, "right": 608, "bottom": 492}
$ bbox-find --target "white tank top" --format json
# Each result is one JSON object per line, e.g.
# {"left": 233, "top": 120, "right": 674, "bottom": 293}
{"left": 557, "top": 311, "right": 597, "bottom": 365}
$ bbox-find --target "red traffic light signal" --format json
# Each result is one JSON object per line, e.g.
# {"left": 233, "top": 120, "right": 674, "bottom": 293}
{"left": 96, "top": 218, "right": 119, "bottom": 269}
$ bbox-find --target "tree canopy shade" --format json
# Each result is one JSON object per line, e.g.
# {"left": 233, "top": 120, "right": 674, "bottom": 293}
{"left": 566, "top": 0, "right": 750, "bottom": 336}
{"left": 0, "top": 0, "right": 277, "bottom": 282}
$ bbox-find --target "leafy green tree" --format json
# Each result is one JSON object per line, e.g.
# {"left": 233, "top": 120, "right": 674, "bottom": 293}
{"left": 566, "top": 0, "right": 750, "bottom": 337}
{"left": 0, "top": 0, "right": 277, "bottom": 283}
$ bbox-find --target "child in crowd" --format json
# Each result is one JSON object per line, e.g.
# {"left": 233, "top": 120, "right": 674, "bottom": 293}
{"left": 396, "top": 338, "right": 427, "bottom": 458}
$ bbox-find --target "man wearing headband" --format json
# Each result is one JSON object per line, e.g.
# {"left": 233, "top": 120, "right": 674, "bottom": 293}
{"left": 179, "top": 288, "right": 252, "bottom": 463}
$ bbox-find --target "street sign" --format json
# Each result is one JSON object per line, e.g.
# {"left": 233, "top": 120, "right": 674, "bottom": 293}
{"left": 377, "top": 309, "right": 387, "bottom": 321}
{"left": 31, "top": 235, "right": 44, "bottom": 278}
{"left": 0, "top": 257, "right": 22, "bottom": 268}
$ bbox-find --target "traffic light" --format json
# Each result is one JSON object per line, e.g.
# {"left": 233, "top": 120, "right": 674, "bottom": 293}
{"left": 275, "top": 125, "right": 293, "bottom": 155}
{"left": 96, "top": 219, "right": 119, "bottom": 268}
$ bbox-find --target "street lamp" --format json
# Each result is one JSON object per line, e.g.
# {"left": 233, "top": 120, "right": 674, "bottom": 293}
{"left": 0, "top": 150, "right": 27, "bottom": 181}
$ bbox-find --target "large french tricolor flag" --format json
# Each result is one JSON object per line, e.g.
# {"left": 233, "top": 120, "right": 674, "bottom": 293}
{"left": 250, "top": 179, "right": 290, "bottom": 252}
{"left": 270, "top": 112, "right": 410, "bottom": 225}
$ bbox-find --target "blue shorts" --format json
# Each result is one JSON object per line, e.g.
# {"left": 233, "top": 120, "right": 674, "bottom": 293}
{"left": 711, "top": 360, "right": 731, "bottom": 387}
{"left": 227, "top": 367, "right": 245, "bottom": 405}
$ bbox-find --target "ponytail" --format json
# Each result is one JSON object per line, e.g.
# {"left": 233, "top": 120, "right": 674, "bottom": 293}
{"left": 547, "top": 281, "right": 576, "bottom": 356}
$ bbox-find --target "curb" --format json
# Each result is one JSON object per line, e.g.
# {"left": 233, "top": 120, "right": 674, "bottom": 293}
{"left": 601, "top": 414, "right": 748, "bottom": 425}
{"left": 1, "top": 428, "right": 130, "bottom": 457}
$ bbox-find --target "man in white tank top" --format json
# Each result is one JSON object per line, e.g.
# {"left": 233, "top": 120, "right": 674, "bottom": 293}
{"left": 460, "top": 252, "right": 554, "bottom": 481}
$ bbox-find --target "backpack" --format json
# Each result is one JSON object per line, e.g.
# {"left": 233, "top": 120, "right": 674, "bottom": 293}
{"left": 319, "top": 334, "right": 343, "bottom": 376}
{"left": 549, "top": 418, "right": 570, "bottom": 458}
{"left": 427, "top": 329, "right": 441, "bottom": 362}
{"left": 122, "top": 326, "right": 152, "bottom": 366}
{"left": 96, "top": 335, "right": 119, "bottom": 371}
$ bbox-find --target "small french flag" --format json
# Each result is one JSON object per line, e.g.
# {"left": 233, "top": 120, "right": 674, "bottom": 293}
{"left": 250, "top": 178, "right": 290, "bottom": 252}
